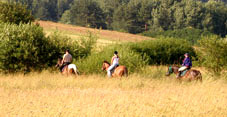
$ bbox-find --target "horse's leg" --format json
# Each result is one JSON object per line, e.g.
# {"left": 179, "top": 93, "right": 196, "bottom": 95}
{"left": 69, "top": 69, "right": 73, "bottom": 75}
{"left": 124, "top": 68, "right": 128, "bottom": 77}
{"left": 63, "top": 69, "right": 67, "bottom": 76}
{"left": 74, "top": 69, "right": 78, "bottom": 76}
{"left": 185, "top": 71, "right": 193, "bottom": 82}
{"left": 66, "top": 67, "right": 69, "bottom": 77}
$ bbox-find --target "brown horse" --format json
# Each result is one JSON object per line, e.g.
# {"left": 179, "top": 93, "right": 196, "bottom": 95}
{"left": 102, "top": 61, "right": 128, "bottom": 77}
{"left": 166, "top": 66, "right": 202, "bottom": 82}
{"left": 56, "top": 58, "right": 79, "bottom": 76}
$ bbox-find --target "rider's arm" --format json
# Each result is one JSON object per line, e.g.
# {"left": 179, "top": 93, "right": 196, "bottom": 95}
{"left": 111, "top": 56, "right": 114, "bottom": 65}
{"left": 184, "top": 58, "right": 190, "bottom": 68}
{"left": 62, "top": 54, "right": 66, "bottom": 64}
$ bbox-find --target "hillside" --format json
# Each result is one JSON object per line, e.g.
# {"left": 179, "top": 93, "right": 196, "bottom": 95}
{"left": 37, "top": 21, "right": 151, "bottom": 45}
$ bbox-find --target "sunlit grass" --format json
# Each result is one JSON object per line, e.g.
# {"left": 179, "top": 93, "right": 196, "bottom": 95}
{"left": 0, "top": 68, "right": 227, "bottom": 116}
{"left": 38, "top": 21, "right": 152, "bottom": 42}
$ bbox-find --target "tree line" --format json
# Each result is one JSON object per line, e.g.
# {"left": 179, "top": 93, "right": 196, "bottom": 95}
{"left": 7, "top": 0, "right": 227, "bottom": 36}
{"left": 1, "top": 1, "right": 227, "bottom": 75}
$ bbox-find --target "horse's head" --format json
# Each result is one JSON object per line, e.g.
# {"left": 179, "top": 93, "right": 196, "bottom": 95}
{"left": 166, "top": 66, "right": 173, "bottom": 76}
{"left": 55, "top": 58, "right": 62, "bottom": 68}
{"left": 166, "top": 66, "right": 179, "bottom": 76}
{"left": 102, "top": 61, "right": 110, "bottom": 71}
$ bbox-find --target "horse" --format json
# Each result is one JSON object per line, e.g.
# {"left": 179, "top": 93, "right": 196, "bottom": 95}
{"left": 56, "top": 58, "right": 79, "bottom": 76}
{"left": 102, "top": 61, "right": 128, "bottom": 77}
{"left": 166, "top": 65, "right": 202, "bottom": 82}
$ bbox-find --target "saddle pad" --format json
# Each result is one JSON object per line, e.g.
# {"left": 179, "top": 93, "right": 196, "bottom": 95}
{"left": 181, "top": 69, "right": 189, "bottom": 77}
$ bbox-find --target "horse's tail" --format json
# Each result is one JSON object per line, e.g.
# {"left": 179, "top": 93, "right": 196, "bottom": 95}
{"left": 197, "top": 72, "right": 202, "bottom": 82}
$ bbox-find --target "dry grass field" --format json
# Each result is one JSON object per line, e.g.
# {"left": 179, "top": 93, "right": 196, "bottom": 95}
{"left": 0, "top": 67, "right": 227, "bottom": 117}
{"left": 37, "top": 21, "right": 152, "bottom": 44}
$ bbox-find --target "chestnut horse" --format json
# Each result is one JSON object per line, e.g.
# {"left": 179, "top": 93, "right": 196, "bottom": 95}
{"left": 166, "top": 66, "right": 202, "bottom": 82}
{"left": 56, "top": 58, "right": 79, "bottom": 76}
{"left": 102, "top": 61, "right": 128, "bottom": 77}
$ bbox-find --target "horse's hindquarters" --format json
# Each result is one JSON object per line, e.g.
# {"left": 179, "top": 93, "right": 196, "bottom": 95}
{"left": 114, "top": 66, "right": 128, "bottom": 77}
{"left": 68, "top": 64, "right": 79, "bottom": 76}
{"left": 182, "top": 70, "right": 202, "bottom": 82}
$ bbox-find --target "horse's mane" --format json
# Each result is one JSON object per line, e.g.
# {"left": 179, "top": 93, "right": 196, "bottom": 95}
{"left": 58, "top": 57, "right": 62, "bottom": 61}
{"left": 103, "top": 60, "right": 110, "bottom": 65}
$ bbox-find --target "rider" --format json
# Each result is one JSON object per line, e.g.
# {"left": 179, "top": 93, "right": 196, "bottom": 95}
{"left": 60, "top": 49, "right": 72, "bottom": 72}
{"left": 177, "top": 53, "right": 192, "bottom": 78}
{"left": 107, "top": 51, "right": 119, "bottom": 77}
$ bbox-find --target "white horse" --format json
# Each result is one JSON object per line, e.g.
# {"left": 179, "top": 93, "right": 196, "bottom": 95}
{"left": 56, "top": 58, "right": 79, "bottom": 76}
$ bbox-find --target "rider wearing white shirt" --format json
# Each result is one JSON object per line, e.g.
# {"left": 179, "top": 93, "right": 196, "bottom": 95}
{"left": 107, "top": 51, "right": 119, "bottom": 77}
{"left": 60, "top": 49, "right": 72, "bottom": 72}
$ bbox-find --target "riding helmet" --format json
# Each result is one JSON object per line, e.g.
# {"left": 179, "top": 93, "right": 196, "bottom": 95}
{"left": 114, "top": 51, "right": 118, "bottom": 55}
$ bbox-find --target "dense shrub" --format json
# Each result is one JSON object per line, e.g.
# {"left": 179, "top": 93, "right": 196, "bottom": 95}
{"left": 47, "top": 31, "right": 97, "bottom": 65}
{"left": 142, "top": 28, "right": 214, "bottom": 44}
{"left": 0, "top": 23, "right": 96, "bottom": 73}
{"left": 76, "top": 44, "right": 149, "bottom": 74}
{"left": 0, "top": 23, "right": 49, "bottom": 72}
{"left": 0, "top": 2, "right": 34, "bottom": 24}
{"left": 130, "top": 38, "right": 196, "bottom": 65}
{"left": 197, "top": 36, "right": 227, "bottom": 74}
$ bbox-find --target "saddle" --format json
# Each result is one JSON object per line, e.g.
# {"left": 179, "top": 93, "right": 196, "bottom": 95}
{"left": 61, "top": 62, "right": 71, "bottom": 72}
{"left": 110, "top": 65, "right": 119, "bottom": 73}
{"left": 180, "top": 68, "right": 190, "bottom": 77}
{"left": 61, "top": 65, "right": 68, "bottom": 72}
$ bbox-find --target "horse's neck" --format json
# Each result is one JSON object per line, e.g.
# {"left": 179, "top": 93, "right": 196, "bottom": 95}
{"left": 105, "top": 64, "right": 110, "bottom": 71}
{"left": 173, "top": 67, "right": 179, "bottom": 74}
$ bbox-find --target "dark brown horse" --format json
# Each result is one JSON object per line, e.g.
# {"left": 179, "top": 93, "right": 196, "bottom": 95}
{"left": 56, "top": 58, "right": 79, "bottom": 76}
{"left": 102, "top": 61, "right": 128, "bottom": 77}
{"left": 166, "top": 66, "right": 202, "bottom": 82}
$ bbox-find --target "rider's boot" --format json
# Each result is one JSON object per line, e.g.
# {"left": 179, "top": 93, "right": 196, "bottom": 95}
{"left": 107, "top": 71, "right": 112, "bottom": 78}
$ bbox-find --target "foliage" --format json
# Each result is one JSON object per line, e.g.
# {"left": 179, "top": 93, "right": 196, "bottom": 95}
{"left": 0, "top": 23, "right": 96, "bottom": 73}
{"left": 76, "top": 44, "right": 148, "bottom": 74}
{"left": 61, "top": 0, "right": 106, "bottom": 29}
{"left": 197, "top": 36, "right": 227, "bottom": 75}
{"left": 142, "top": 28, "right": 215, "bottom": 44}
{"left": 10, "top": 0, "right": 227, "bottom": 37}
{"left": 130, "top": 38, "right": 196, "bottom": 65}
{"left": 11, "top": 0, "right": 227, "bottom": 36}
{"left": 46, "top": 31, "right": 97, "bottom": 66}
{"left": 112, "top": 0, "right": 153, "bottom": 33}
{"left": 0, "top": 23, "right": 49, "bottom": 73}
{"left": 202, "top": 1, "right": 227, "bottom": 37}
{"left": 0, "top": 2, "right": 34, "bottom": 24}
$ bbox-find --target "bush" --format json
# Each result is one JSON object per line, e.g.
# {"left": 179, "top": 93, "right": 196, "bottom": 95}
{"left": 142, "top": 28, "right": 214, "bottom": 44}
{"left": 0, "top": 23, "right": 49, "bottom": 73}
{"left": 0, "top": 23, "right": 96, "bottom": 73}
{"left": 197, "top": 36, "right": 227, "bottom": 75}
{"left": 47, "top": 31, "right": 97, "bottom": 65}
{"left": 0, "top": 2, "right": 34, "bottom": 24}
{"left": 130, "top": 38, "right": 196, "bottom": 65}
{"left": 76, "top": 44, "right": 149, "bottom": 74}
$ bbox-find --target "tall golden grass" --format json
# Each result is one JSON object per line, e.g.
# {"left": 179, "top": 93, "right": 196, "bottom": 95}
{"left": 0, "top": 68, "right": 227, "bottom": 117}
